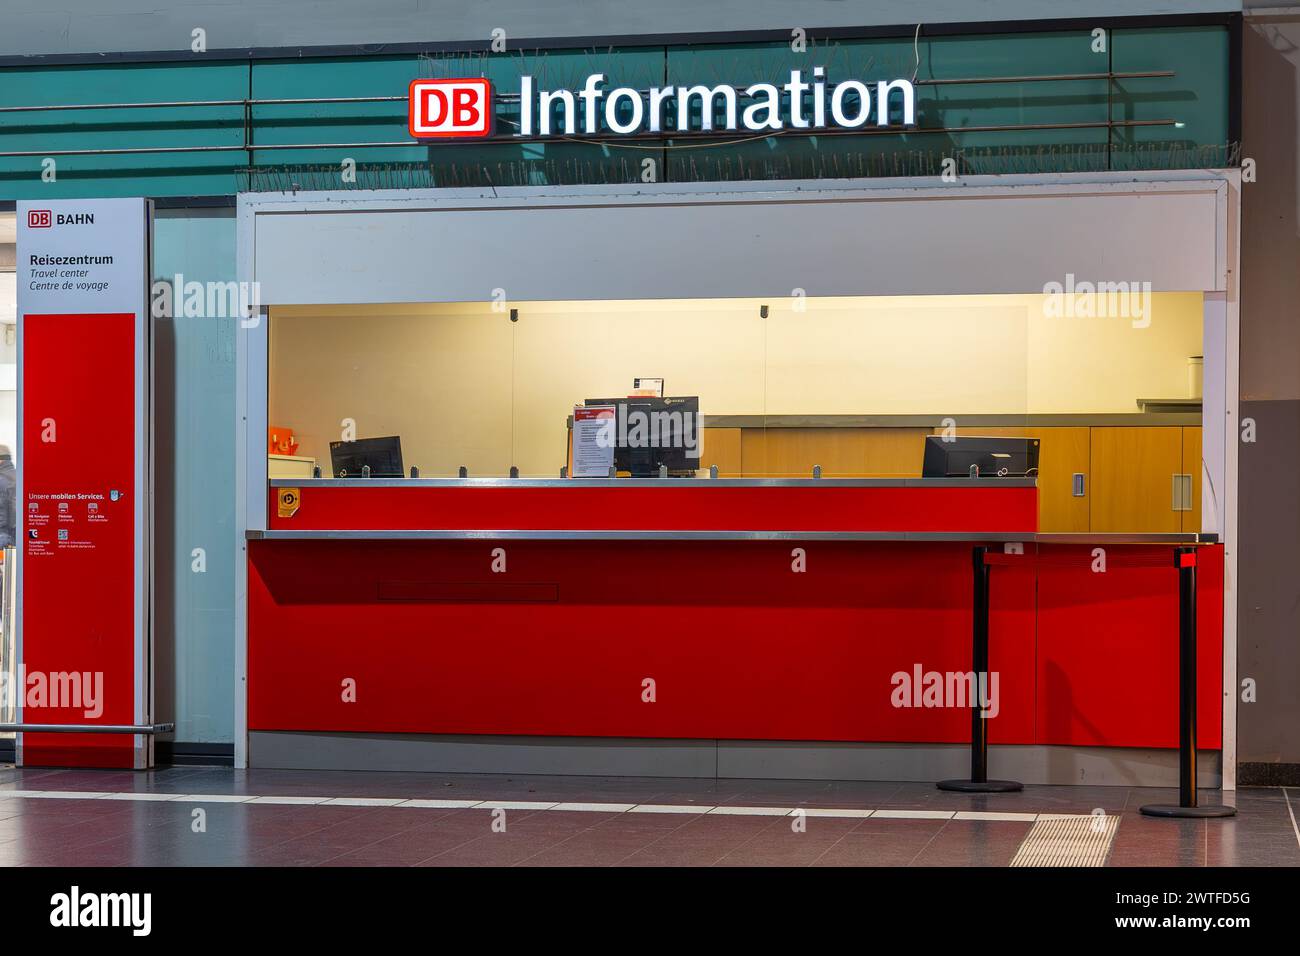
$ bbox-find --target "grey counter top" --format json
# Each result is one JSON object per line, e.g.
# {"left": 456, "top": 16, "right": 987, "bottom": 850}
{"left": 699, "top": 413, "right": 1202, "bottom": 428}
{"left": 248, "top": 529, "right": 1216, "bottom": 544}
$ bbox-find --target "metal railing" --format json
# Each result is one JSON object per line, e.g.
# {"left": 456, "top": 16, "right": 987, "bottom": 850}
{"left": 0, "top": 547, "right": 171, "bottom": 740}
{"left": 0, "top": 723, "right": 174, "bottom": 734}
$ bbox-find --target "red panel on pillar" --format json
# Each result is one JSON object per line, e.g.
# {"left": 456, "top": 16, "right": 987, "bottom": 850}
{"left": 20, "top": 313, "right": 138, "bottom": 767}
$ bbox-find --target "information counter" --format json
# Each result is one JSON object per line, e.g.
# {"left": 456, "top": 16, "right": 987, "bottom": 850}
{"left": 246, "top": 477, "right": 1222, "bottom": 772}
{"left": 236, "top": 175, "right": 1240, "bottom": 782}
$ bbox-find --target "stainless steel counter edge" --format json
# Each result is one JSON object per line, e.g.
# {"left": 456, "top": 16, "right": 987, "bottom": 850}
{"left": 699, "top": 413, "right": 1203, "bottom": 428}
{"left": 267, "top": 477, "right": 1038, "bottom": 488}
{"left": 247, "top": 529, "right": 1217, "bottom": 544}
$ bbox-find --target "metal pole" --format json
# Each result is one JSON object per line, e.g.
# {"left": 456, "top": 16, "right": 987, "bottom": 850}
{"left": 1178, "top": 549, "right": 1198, "bottom": 807}
{"left": 1140, "top": 547, "right": 1235, "bottom": 818}
{"left": 938, "top": 545, "right": 1022, "bottom": 793}
{"left": 971, "top": 544, "right": 991, "bottom": 784}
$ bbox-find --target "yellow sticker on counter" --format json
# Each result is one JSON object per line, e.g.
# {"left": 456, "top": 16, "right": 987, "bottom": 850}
{"left": 277, "top": 487, "right": 301, "bottom": 518}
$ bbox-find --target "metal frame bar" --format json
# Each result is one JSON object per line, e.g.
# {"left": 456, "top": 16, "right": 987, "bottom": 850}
{"left": 0, "top": 119, "right": 1184, "bottom": 159}
{"left": 0, "top": 723, "right": 173, "bottom": 734}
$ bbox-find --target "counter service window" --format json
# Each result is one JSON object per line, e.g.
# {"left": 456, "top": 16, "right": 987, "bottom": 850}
{"left": 267, "top": 291, "right": 1205, "bottom": 532}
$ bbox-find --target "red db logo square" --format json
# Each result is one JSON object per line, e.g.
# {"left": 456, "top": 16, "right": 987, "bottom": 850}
{"left": 408, "top": 78, "right": 493, "bottom": 139}
{"left": 28, "top": 210, "right": 52, "bottom": 228}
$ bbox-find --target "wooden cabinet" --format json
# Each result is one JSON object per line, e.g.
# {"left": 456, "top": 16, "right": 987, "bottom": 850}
{"left": 1089, "top": 426, "right": 1184, "bottom": 533}
{"left": 703, "top": 422, "right": 1202, "bottom": 534}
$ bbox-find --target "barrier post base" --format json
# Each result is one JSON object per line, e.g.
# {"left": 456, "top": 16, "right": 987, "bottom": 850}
{"left": 937, "top": 779, "right": 1024, "bottom": 793}
{"left": 1139, "top": 803, "right": 1236, "bottom": 818}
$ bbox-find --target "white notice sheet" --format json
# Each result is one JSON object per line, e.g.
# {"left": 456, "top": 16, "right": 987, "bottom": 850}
{"left": 572, "top": 405, "right": 616, "bottom": 478}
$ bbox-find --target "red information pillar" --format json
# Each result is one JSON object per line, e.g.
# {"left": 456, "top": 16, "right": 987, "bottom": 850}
{"left": 16, "top": 199, "right": 152, "bottom": 768}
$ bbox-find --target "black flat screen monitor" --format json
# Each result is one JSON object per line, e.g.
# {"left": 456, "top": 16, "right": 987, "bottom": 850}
{"left": 583, "top": 396, "right": 700, "bottom": 477}
{"left": 922, "top": 435, "right": 1039, "bottom": 478}
{"left": 329, "top": 436, "right": 404, "bottom": 478}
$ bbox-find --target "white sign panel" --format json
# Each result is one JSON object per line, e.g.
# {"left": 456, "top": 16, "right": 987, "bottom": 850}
{"left": 17, "top": 199, "right": 149, "bottom": 315}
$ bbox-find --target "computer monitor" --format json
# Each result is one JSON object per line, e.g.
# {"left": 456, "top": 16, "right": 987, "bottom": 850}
{"left": 922, "top": 435, "right": 1040, "bottom": 478}
{"left": 329, "top": 436, "right": 403, "bottom": 478}
{"left": 583, "top": 396, "right": 701, "bottom": 477}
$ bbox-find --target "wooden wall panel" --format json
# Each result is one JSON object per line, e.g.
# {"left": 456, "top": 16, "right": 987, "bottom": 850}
{"left": 701, "top": 427, "right": 743, "bottom": 477}
{"left": 739, "top": 428, "right": 927, "bottom": 477}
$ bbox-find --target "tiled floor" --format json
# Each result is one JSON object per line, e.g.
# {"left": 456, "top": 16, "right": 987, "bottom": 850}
{"left": 0, "top": 764, "right": 1296, "bottom": 867}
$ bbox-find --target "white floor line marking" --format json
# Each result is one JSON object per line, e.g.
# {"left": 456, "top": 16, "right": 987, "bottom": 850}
{"left": 707, "top": 806, "right": 795, "bottom": 816}
{"left": 0, "top": 788, "right": 1130, "bottom": 824}
{"left": 320, "top": 797, "right": 406, "bottom": 807}
{"left": 98, "top": 792, "right": 191, "bottom": 802}
{"left": 1282, "top": 787, "right": 1300, "bottom": 852}
{"left": 180, "top": 794, "right": 255, "bottom": 803}
{"left": 246, "top": 795, "right": 331, "bottom": 805}
{"left": 0, "top": 790, "right": 113, "bottom": 800}
{"left": 627, "top": 804, "right": 713, "bottom": 814}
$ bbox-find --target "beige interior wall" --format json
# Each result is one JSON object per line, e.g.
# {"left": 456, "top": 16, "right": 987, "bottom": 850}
{"left": 270, "top": 293, "right": 1203, "bottom": 477}
{"left": 1025, "top": 291, "right": 1203, "bottom": 413}
{"left": 269, "top": 306, "right": 515, "bottom": 477}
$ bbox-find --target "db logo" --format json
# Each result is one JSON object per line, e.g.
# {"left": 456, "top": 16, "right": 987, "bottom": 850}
{"left": 277, "top": 487, "right": 301, "bottom": 519}
{"left": 408, "top": 78, "right": 493, "bottom": 139}
{"left": 27, "top": 210, "right": 52, "bottom": 228}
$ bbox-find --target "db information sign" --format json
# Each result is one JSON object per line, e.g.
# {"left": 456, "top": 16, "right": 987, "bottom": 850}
{"left": 408, "top": 78, "right": 493, "bottom": 139}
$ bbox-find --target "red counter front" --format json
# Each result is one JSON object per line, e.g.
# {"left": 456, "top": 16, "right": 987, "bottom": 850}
{"left": 248, "top": 481, "right": 1222, "bottom": 750}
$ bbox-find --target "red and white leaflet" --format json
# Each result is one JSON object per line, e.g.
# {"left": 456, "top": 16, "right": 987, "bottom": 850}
{"left": 572, "top": 405, "right": 616, "bottom": 478}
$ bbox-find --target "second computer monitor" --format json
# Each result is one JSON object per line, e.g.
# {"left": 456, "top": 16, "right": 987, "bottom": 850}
{"left": 329, "top": 436, "right": 404, "bottom": 478}
{"left": 922, "top": 435, "right": 1040, "bottom": 478}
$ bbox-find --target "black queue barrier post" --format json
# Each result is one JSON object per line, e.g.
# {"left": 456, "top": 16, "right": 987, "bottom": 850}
{"left": 937, "top": 545, "right": 1023, "bottom": 793}
{"left": 1140, "top": 546, "right": 1236, "bottom": 819}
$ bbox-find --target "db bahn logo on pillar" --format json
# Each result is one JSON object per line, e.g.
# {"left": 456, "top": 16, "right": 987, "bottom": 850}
{"left": 408, "top": 78, "right": 494, "bottom": 139}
